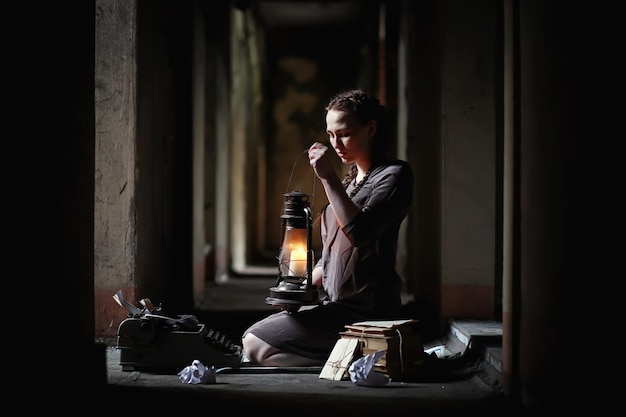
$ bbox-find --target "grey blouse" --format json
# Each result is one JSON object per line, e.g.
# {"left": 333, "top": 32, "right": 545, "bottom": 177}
{"left": 318, "top": 159, "right": 414, "bottom": 317}
{"left": 242, "top": 160, "right": 413, "bottom": 362}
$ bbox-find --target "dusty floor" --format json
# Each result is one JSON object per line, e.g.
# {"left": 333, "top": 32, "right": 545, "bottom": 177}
{"left": 103, "top": 319, "right": 520, "bottom": 415}
{"left": 100, "top": 279, "right": 526, "bottom": 415}
{"left": 105, "top": 348, "right": 513, "bottom": 415}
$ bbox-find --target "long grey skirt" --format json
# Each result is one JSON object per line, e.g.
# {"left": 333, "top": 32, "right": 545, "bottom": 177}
{"left": 242, "top": 302, "right": 366, "bottom": 362}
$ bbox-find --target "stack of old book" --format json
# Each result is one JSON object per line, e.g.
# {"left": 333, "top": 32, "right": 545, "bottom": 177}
{"left": 339, "top": 319, "right": 424, "bottom": 381}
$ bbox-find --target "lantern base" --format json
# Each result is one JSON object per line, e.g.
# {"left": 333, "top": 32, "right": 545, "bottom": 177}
{"left": 266, "top": 280, "right": 320, "bottom": 311}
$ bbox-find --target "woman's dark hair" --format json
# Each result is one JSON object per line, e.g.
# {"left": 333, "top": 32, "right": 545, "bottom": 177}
{"left": 324, "top": 88, "right": 390, "bottom": 189}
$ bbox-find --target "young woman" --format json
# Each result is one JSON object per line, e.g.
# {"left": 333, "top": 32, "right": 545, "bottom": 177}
{"left": 241, "top": 88, "right": 414, "bottom": 366}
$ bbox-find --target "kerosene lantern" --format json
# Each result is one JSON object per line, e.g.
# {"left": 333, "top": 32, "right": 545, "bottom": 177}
{"left": 266, "top": 191, "right": 320, "bottom": 310}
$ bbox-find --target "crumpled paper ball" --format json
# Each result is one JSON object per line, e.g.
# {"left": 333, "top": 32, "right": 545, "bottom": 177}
{"left": 177, "top": 360, "right": 217, "bottom": 384}
{"left": 348, "top": 349, "right": 390, "bottom": 387}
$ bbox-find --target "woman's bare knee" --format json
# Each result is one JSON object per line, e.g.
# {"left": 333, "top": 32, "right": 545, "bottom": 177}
{"left": 242, "top": 333, "right": 276, "bottom": 365}
{"left": 242, "top": 333, "right": 323, "bottom": 367}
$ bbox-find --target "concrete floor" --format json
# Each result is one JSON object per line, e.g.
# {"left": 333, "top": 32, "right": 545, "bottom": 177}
{"left": 105, "top": 348, "right": 511, "bottom": 415}
{"left": 100, "top": 278, "right": 528, "bottom": 415}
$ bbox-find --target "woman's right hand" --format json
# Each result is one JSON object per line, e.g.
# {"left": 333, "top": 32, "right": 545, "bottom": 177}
{"left": 308, "top": 142, "right": 336, "bottom": 181}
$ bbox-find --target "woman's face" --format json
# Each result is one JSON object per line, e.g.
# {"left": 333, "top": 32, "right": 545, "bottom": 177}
{"left": 325, "top": 109, "right": 375, "bottom": 165}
